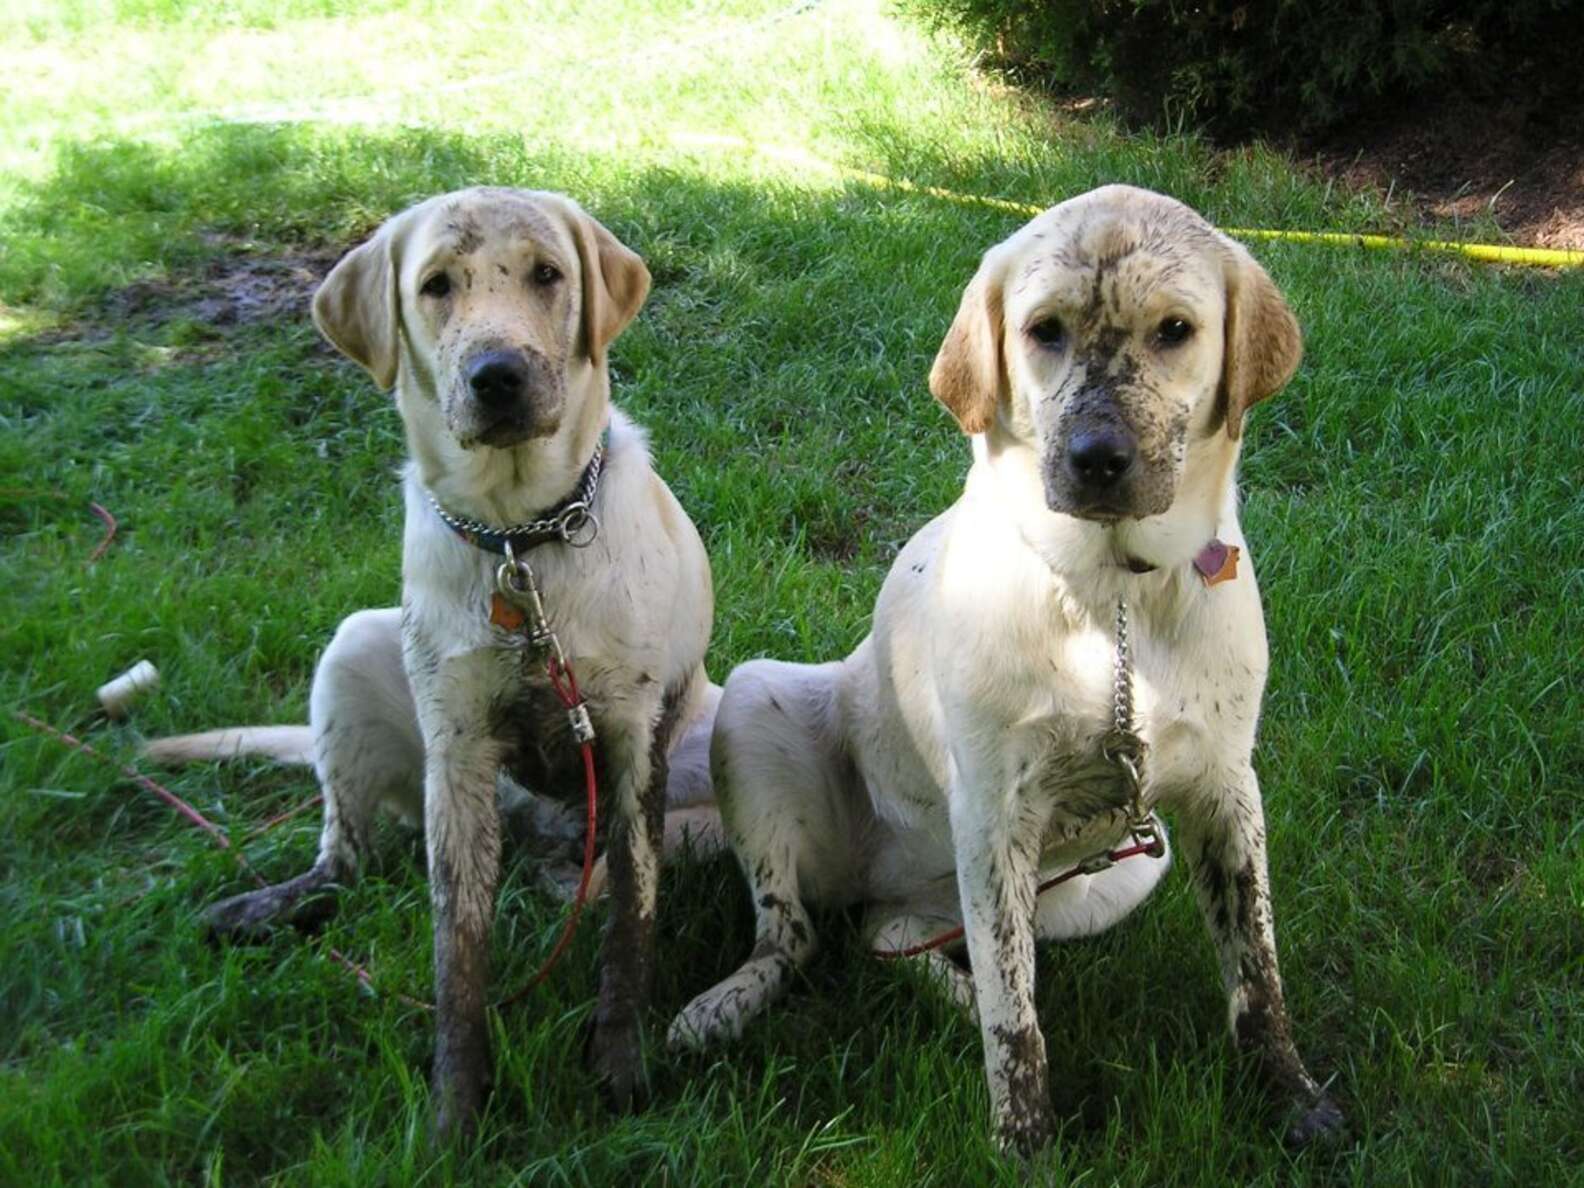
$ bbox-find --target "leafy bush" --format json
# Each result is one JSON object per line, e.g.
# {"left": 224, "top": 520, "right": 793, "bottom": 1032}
{"left": 901, "top": 0, "right": 1582, "bottom": 136}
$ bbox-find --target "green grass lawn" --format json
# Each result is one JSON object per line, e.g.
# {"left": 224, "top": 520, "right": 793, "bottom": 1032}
{"left": 3, "top": 0, "right": 1581, "bottom": 1183}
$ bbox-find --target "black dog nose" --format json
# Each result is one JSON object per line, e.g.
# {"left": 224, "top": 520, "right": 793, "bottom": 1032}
{"left": 1068, "top": 428, "right": 1137, "bottom": 488}
{"left": 467, "top": 351, "right": 528, "bottom": 408}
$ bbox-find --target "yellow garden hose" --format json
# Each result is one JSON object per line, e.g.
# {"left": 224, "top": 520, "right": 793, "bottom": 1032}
{"left": 1215, "top": 228, "right": 1582, "bottom": 268}
{"left": 670, "top": 133, "right": 1584, "bottom": 269}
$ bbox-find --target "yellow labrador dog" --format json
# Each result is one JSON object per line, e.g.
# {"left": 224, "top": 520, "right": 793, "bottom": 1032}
{"left": 155, "top": 189, "right": 718, "bottom": 1136}
{"left": 671, "top": 185, "right": 1342, "bottom": 1153}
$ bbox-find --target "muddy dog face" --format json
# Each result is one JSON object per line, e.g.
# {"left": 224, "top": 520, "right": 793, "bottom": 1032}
{"left": 313, "top": 186, "right": 649, "bottom": 451}
{"left": 930, "top": 184, "right": 1301, "bottom": 522}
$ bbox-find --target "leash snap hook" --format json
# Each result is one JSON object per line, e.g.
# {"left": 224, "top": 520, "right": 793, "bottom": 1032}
{"left": 1129, "top": 812, "right": 1167, "bottom": 858}
{"left": 495, "top": 558, "right": 531, "bottom": 604}
{"left": 495, "top": 542, "right": 554, "bottom": 653}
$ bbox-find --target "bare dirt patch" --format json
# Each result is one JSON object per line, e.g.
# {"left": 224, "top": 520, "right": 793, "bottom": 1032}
{"left": 1298, "top": 90, "right": 1584, "bottom": 251}
{"left": 106, "top": 236, "right": 343, "bottom": 330}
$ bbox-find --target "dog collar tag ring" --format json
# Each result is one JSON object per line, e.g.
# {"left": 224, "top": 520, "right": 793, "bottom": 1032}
{"left": 558, "top": 503, "right": 600, "bottom": 549}
{"left": 492, "top": 560, "right": 530, "bottom": 632}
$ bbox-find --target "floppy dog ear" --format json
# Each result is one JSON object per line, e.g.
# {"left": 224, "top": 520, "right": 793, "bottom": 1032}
{"left": 929, "top": 248, "right": 1008, "bottom": 435}
{"left": 569, "top": 210, "right": 651, "bottom": 366}
{"left": 313, "top": 219, "right": 402, "bottom": 391}
{"left": 1219, "top": 240, "right": 1302, "bottom": 440}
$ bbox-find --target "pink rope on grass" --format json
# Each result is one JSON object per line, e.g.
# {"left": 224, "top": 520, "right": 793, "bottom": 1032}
{"left": 240, "top": 794, "right": 325, "bottom": 843}
{"left": 14, "top": 708, "right": 431, "bottom": 1008}
{"left": 86, "top": 502, "right": 118, "bottom": 564}
{"left": 13, "top": 710, "right": 230, "bottom": 846}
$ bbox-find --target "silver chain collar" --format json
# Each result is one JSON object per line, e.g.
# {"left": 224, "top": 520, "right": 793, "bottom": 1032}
{"left": 427, "top": 438, "right": 605, "bottom": 550}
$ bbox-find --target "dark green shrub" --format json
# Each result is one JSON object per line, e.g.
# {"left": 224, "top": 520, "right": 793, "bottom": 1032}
{"left": 900, "top": 0, "right": 1582, "bottom": 137}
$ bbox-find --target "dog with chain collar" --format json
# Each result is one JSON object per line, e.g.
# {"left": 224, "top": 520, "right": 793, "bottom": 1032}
{"left": 150, "top": 188, "right": 722, "bottom": 1136}
{"left": 670, "top": 185, "right": 1344, "bottom": 1155}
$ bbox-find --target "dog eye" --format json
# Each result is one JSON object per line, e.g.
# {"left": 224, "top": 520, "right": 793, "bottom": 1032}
{"left": 1157, "top": 317, "right": 1193, "bottom": 345}
{"left": 420, "top": 273, "right": 452, "bottom": 299}
{"left": 1028, "top": 318, "right": 1065, "bottom": 348}
{"left": 532, "top": 263, "right": 562, "bottom": 286}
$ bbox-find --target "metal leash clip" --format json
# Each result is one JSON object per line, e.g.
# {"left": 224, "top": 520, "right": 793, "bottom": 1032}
{"left": 496, "top": 542, "right": 556, "bottom": 650}
{"left": 495, "top": 542, "right": 597, "bottom": 744}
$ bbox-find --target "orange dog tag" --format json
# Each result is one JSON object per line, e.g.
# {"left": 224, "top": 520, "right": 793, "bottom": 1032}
{"left": 490, "top": 593, "right": 527, "bottom": 631}
{"left": 1193, "top": 540, "right": 1240, "bottom": 587}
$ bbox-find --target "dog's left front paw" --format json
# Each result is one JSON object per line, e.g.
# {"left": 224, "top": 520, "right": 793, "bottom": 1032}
{"left": 993, "top": 1106, "right": 1056, "bottom": 1160}
{"left": 588, "top": 1015, "right": 647, "bottom": 1113}
{"left": 1284, "top": 1093, "right": 1346, "bottom": 1148}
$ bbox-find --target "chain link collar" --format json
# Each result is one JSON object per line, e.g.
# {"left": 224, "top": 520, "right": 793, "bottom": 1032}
{"left": 427, "top": 435, "right": 606, "bottom": 555}
{"left": 1100, "top": 598, "right": 1165, "bottom": 857}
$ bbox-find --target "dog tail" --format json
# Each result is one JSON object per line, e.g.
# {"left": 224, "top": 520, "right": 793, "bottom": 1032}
{"left": 143, "top": 726, "right": 314, "bottom": 767}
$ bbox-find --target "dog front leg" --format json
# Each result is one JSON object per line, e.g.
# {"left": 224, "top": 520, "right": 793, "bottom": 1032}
{"left": 589, "top": 710, "right": 667, "bottom": 1111}
{"left": 424, "top": 733, "right": 505, "bottom": 1141}
{"left": 1179, "top": 767, "right": 1344, "bottom": 1146}
{"left": 951, "top": 788, "right": 1054, "bottom": 1157}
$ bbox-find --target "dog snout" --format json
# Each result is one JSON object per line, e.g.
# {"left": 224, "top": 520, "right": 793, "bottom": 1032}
{"left": 1067, "top": 427, "right": 1137, "bottom": 491}
{"left": 467, "top": 350, "right": 530, "bottom": 410}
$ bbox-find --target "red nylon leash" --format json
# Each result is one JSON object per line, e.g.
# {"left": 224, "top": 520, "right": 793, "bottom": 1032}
{"left": 873, "top": 839, "right": 1160, "bottom": 960}
{"left": 494, "top": 653, "right": 599, "bottom": 1007}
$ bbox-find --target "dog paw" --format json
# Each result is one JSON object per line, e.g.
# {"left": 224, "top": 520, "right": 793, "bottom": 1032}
{"left": 205, "top": 876, "right": 338, "bottom": 941}
{"left": 429, "top": 1085, "right": 484, "bottom": 1147}
{"left": 588, "top": 1016, "right": 647, "bottom": 1113}
{"left": 993, "top": 1104, "right": 1056, "bottom": 1160}
{"left": 429, "top": 1044, "right": 491, "bottom": 1146}
{"left": 204, "top": 887, "right": 289, "bottom": 940}
{"left": 666, "top": 985, "right": 746, "bottom": 1052}
{"left": 1283, "top": 1093, "right": 1346, "bottom": 1148}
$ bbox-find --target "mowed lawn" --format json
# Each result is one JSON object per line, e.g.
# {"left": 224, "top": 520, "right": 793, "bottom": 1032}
{"left": 2, "top": 0, "right": 1581, "bottom": 1183}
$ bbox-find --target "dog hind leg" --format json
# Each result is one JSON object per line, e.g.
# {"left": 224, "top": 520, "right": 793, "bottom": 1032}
{"left": 206, "top": 608, "right": 421, "bottom": 937}
{"left": 668, "top": 660, "right": 856, "bottom": 1050}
